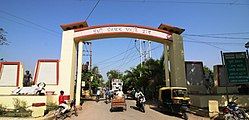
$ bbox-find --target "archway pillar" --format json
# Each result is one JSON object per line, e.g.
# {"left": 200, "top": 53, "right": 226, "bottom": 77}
{"left": 163, "top": 44, "right": 170, "bottom": 87}
{"left": 60, "top": 30, "right": 77, "bottom": 100}
{"left": 169, "top": 33, "right": 186, "bottom": 87}
{"left": 76, "top": 41, "right": 83, "bottom": 105}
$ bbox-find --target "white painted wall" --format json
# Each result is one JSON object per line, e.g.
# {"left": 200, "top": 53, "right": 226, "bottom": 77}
{"left": 37, "top": 62, "right": 57, "bottom": 85}
{"left": 0, "top": 65, "right": 18, "bottom": 86}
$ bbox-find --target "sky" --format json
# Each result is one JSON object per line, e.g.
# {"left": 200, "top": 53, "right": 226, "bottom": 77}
{"left": 0, "top": 0, "right": 249, "bottom": 80}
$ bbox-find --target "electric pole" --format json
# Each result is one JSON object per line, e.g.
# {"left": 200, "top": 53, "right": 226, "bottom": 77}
{"left": 83, "top": 41, "right": 92, "bottom": 71}
{"left": 135, "top": 39, "right": 152, "bottom": 77}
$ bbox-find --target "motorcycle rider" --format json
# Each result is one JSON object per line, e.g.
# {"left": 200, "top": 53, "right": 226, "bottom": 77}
{"left": 58, "top": 90, "right": 69, "bottom": 114}
{"left": 135, "top": 89, "right": 145, "bottom": 101}
{"left": 135, "top": 89, "right": 146, "bottom": 112}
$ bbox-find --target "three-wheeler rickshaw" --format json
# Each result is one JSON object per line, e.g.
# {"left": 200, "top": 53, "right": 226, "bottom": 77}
{"left": 110, "top": 95, "right": 127, "bottom": 112}
{"left": 158, "top": 87, "right": 190, "bottom": 120}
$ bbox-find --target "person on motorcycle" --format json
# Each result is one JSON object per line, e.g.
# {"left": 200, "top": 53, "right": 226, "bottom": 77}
{"left": 135, "top": 89, "right": 146, "bottom": 112}
{"left": 58, "top": 90, "right": 69, "bottom": 114}
{"left": 135, "top": 89, "right": 145, "bottom": 101}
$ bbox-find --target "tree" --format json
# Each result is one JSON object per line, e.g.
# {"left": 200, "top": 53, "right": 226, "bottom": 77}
{"left": 106, "top": 70, "right": 123, "bottom": 81}
{"left": 0, "top": 28, "right": 9, "bottom": 45}
{"left": 90, "top": 66, "right": 103, "bottom": 90}
{"left": 203, "top": 66, "right": 214, "bottom": 93}
{"left": 81, "top": 66, "right": 103, "bottom": 94}
{"left": 122, "top": 58, "right": 165, "bottom": 100}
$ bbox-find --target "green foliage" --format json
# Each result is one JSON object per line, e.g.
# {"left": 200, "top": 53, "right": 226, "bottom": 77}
{"left": 0, "top": 99, "right": 31, "bottom": 117}
{"left": 0, "top": 104, "right": 6, "bottom": 115}
{"left": 123, "top": 58, "right": 165, "bottom": 99}
{"left": 106, "top": 70, "right": 123, "bottom": 80}
{"left": 203, "top": 66, "right": 214, "bottom": 92}
{"left": 81, "top": 66, "right": 104, "bottom": 91}
{"left": 12, "top": 98, "right": 29, "bottom": 112}
{"left": 46, "top": 102, "right": 58, "bottom": 111}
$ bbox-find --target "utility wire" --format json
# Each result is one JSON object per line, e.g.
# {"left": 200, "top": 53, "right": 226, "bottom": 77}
{"left": 85, "top": 0, "right": 101, "bottom": 21}
{"left": 101, "top": 51, "right": 137, "bottom": 70}
{"left": 230, "top": 0, "right": 239, "bottom": 5}
{"left": 0, "top": 10, "right": 60, "bottom": 35}
{"left": 116, "top": 39, "right": 133, "bottom": 70}
{"left": 183, "top": 32, "right": 249, "bottom": 36}
{"left": 116, "top": 48, "right": 138, "bottom": 70}
{"left": 184, "top": 36, "right": 228, "bottom": 51}
{"left": 0, "top": 16, "right": 60, "bottom": 37}
{"left": 123, "top": 44, "right": 161, "bottom": 66}
{"left": 183, "top": 39, "right": 244, "bottom": 45}
{"left": 80, "top": 0, "right": 249, "bottom": 6}
{"left": 95, "top": 46, "right": 136, "bottom": 64}
{"left": 183, "top": 34, "right": 249, "bottom": 40}
{"left": 116, "top": 52, "right": 140, "bottom": 71}
{"left": 101, "top": 44, "right": 161, "bottom": 70}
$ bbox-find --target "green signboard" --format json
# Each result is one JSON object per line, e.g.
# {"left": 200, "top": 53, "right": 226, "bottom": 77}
{"left": 223, "top": 52, "right": 249, "bottom": 83}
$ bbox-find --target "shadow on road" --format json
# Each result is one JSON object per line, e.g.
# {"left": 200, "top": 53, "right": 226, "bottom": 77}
{"left": 110, "top": 107, "right": 125, "bottom": 112}
{"left": 150, "top": 107, "right": 183, "bottom": 119}
{"left": 130, "top": 106, "right": 145, "bottom": 113}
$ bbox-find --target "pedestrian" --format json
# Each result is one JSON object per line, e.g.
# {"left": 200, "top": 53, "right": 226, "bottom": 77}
{"left": 23, "top": 70, "right": 32, "bottom": 86}
{"left": 105, "top": 88, "right": 110, "bottom": 103}
{"left": 131, "top": 88, "right": 135, "bottom": 99}
{"left": 96, "top": 89, "right": 101, "bottom": 102}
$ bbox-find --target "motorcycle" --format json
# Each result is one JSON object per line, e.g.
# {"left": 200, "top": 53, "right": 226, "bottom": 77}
{"left": 223, "top": 98, "right": 249, "bottom": 120}
{"left": 55, "top": 100, "right": 78, "bottom": 120}
{"left": 180, "top": 105, "right": 189, "bottom": 120}
{"left": 136, "top": 96, "right": 145, "bottom": 113}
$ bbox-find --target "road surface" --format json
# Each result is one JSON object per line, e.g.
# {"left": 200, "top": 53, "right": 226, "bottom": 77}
{"left": 67, "top": 99, "right": 209, "bottom": 120}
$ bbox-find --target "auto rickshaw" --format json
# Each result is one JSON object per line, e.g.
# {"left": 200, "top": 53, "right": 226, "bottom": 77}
{"left": 158, "top": 87, "right": 190, "bottom": 119}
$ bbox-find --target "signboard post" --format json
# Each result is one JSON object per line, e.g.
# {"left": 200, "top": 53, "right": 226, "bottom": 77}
{"left": 223, "top": 52, "right": 249, "bottom": 84}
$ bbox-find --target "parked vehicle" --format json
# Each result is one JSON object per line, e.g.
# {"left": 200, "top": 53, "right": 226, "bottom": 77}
{"left": 223, "top": 97, "right": 249, "bottom": 120}
{"left": 55, "top": 99, "right": 78, "bottom": 120}
{"left": 158, "top": 87, "right": 190, "bottom": 120}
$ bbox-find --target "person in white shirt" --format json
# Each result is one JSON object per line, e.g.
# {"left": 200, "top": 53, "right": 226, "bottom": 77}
{"left": 96, "top": 89, "right": 101, "bottom": 102}
{"left": 116, "top": 89, "right": 124, "bottom": 97}
{"left": 135, "top": 89, "right": 146, "bottom": 102}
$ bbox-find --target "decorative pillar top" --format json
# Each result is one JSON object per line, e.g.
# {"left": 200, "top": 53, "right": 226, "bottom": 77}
{"left": 158, "top": 24, "right": 185, "bottom": 35}
{"left": 60, "top": 21, "right": 88, "bottom": 31}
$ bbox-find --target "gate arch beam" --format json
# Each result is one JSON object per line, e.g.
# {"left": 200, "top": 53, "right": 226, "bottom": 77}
{"left": 59, "top": 21, "right": 186, "bottom": 106}
{"left": 61, "top": 22, "right": 184, "bottom": 44}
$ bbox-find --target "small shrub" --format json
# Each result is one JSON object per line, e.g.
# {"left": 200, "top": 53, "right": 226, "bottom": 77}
{"left": 46, "top": 102, "right": 58, "bottom": 111}
{"left": 0, "top": 104, "right": 6, "bottom": 115}
{"left": 0, "top": 99, "right": 31, "bottom": 117}
{"left": 12, "top": 98, "right": 32, "bottom": 115}
{"left": 44, "top": 102, "right": 58, "bottom": 115}
{"left": 13, "top": 98, "right": 28, "bottom": 112}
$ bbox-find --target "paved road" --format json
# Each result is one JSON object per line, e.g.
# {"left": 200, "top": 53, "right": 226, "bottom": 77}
{"left": 68, "top": 99, "right": 209, "bottom": 120}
